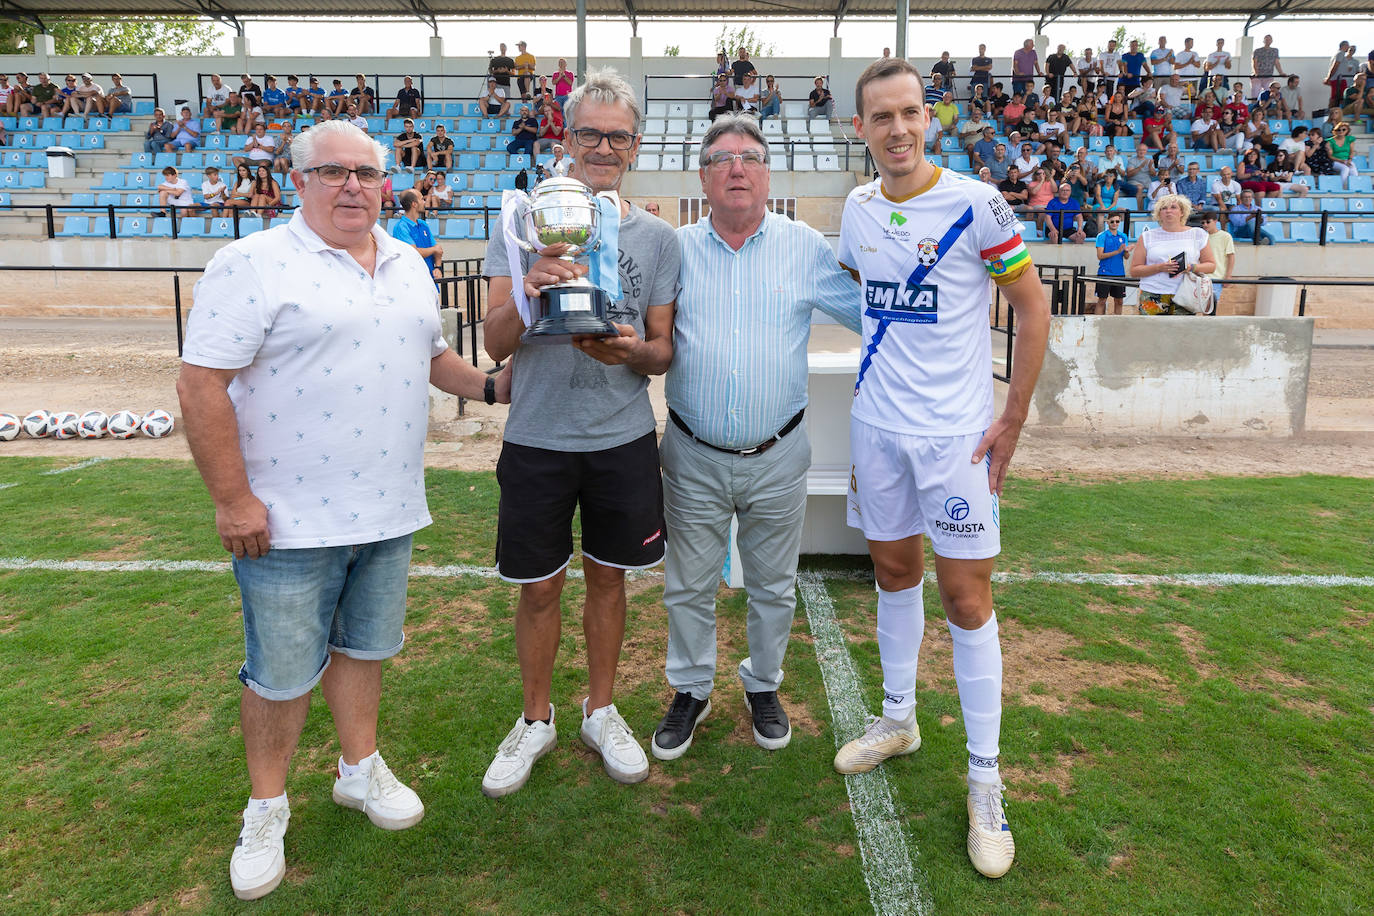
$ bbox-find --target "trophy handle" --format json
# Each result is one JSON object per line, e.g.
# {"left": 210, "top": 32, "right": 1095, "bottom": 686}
{"left": 501, "top": 190, "right": 537, "bottom": 254}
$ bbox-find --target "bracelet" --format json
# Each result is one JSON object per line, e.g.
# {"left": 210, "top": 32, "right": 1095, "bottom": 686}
{"left": 484, "top": 376, "right": 496, "bottom": 406}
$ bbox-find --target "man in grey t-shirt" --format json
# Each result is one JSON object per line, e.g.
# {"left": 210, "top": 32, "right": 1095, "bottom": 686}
{"left": 480, "top": 68, "right": 679, "bottom": 798}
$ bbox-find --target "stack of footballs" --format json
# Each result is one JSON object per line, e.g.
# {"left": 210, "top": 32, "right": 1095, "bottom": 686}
{"left": 0, "top": 409, "right": 175, "bottom": 441}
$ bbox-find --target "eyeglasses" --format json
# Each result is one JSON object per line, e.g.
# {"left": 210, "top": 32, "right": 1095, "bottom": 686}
{"left": 705, "top": 150, "right": 768, "bottom": 170}
{"left": 570, "top": 127, "right": 637, "bottom": 150}
{"left": 303, "top": 164, "right": 387, "bottom": 188}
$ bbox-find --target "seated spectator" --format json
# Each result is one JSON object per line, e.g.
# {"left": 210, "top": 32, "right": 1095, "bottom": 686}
{"left": 273, "top": 123, "right": 294, "bottom": 177}
{"left": 978, "top": 166, "right": 996, "bottom": 185}
{"left": 736, "top": 73, "right": 761, "bottom": 115}
{"left": 1013, "top": 141, "right": 1040, "bottom": 175}
{"left": 1191, "top": 110, "right": 1223, "bottom": 151}
{"left": 1026, "top": 165, "right": 1056, "bottom": 229}
{"left": 1160, "top": 74, "right": 1189, "bottom": 117}
{"left": 545, "top": 143, "right": 571, "bottom": 177}
{"left": 344, "top": 103, "right": 368, "bottom": 132}
{"left": 1012, "top": 109, "right": 1041, "bottom": 147}
{"left": 998, "top": 164, "right": 1029, "bottom": 209}
{"left": 143, "top": 108, "right": 176, "bottom": 154}
{"left": 986, "top": 82, "right": 1010, "bottom": 119}
{"left": 201, "top": 165, "right": 229, "bottom": 217}
{"left": 1320, "top": 106, "right": 1346, "bottom": 139}
{"left": 235, "top": 122, "right": 278, "bottom": 169}
{"left": 970, "top": 124, "right": 998, "bottom": 170}
{"left": 1155, "top": 141, "right": 1184, "bottom": 180}
{"left": 1096, "top": 143, "right": 1127, "bottom": 177}
{"left": 535, "top": 101, "right": 565, "bottom": 156}
{"left": 1253, "top": 81, "right": 1282, "bottom": 117}
{"left": 426, "top": 171, "right": 453, "bottom": 210}
{"left": 925, "top": 72, "right": 947, "bottom": 108}
{"left": 506, "top": 105, "right": 539, "bottom": 156}
{"left": 1278, "top": 75, "right": 1305, "bottom": 119}
{"left": 1046, "top": 182, "right": 1087, "bottom": 243}
{"left": 393, "top": 118, "right": 426, "bottom": 168}
{"left": 168, "top": 106, "right": 201, "bottom": 152}
{"left": 987, "top": 142, "right": 1011, "bottom": 181}
{"left": 391, "top": 189, "right": 443, "bottom": 282}
{"left": 807, "top": 77, "right": 834, "bottom": 119}
{"left": 1127, "top": 77, "right": 1158, "bottom": 118}
{"left": 1071, "top": 145, "right": 1100, "bottom": 184}
{"left": 1093, "top": 168, "right": 1125, "bottom": 210}
{"left": 350, "top": 73, "right": 376, "bottom": 115}
{"left": 932, "top": 90, "right": 959, "bottom": 135}
{"left": 226, "top": 163, "right": 255, "bottom": 213}
{"left": 1237, "top": 147, "right": 1281, "bottom": 198}
{"left": 709, "top": 73, "right": 736, "bottom": 120}
{"left": 759, "top": 75, "right": 782, "bottom": 120}
{"left": 260, "top": 75, "right": 289, "bottom": 119}
{"left": 1065, "top": 162, "right": 1096, "bottom": 215}
{"left": 1142, "top": 109, "right": 1173, "bottom": 149}
{"left": 1175, "top": 161, "right": 1211, "bottom": 208}
{"left": 1223, "top": 84, "right": 1250, "bottom": 122}
{"left": 1103, "top": 90, "right": 1131, "bottom": 138}
{"left": 1211, "top": 164, "right": 1242, "bottom": 211}
{"left": 324, "top": 79, "right": 350, "bottom": 117}
{"left": 3, "top": 73, "right": 30, "bottom": 117}
{"left": 532, "top": 87, "right": 555, "bottom": 120}
{"left": 1268, "top": 149, "right": 1309, "bottom": 195}
{"left": 1246, "top": 110, "right": 1277, "bottom": 155}
{"left": 1093, "top": 211, "right": 1133, "bottom": 314}
{"left": 1039, "top": 108, "right": 1069, "bottom": 146}
{"left": 414, "top": 171, "right": 436, "bottom": 203}
{"left": 102, "top": 73, "right": 133, "bottom": 116}
{"left": 1040, "top": 141, "right": 1068, "bottom": 180}
{"left": 1192, "top": 89, "right": 1222, "bottom": 123}
{"left": 68, "top": 73, "right": 104, "bottom": 118}
{"left": 283, "top": 75, "right": 306, "bottom": 115}
{"left": 237, "top": 73, "right": 262, "bottom": 109}
{"left": 1148, "top": 174, "right": 1178, "bottom": 202}
{"left": 1325, "top": 122, "right": 1359, "bottom": 187}
{"left": 427, "top": 123, "right": 454, "bottom": 169}
{"left": 218, "top": 92, "right": 245, "bottom": 134}
{"left": 1227, "top": 189, "right": 1274, "bottom": 243}
{"left": 249, "top": 163, "right": 282, "bottom": 217}
{"left": 29, "top": 73, "right": 61, "bottom": 118}
{"left": 387, "top": 76, "right": 423, "bottom": 120}
{"left": 155, "top": 166, "right": 196, "bottom": 215}
{"left": 480, "top": 78, "right": 511, "bottom": 117}
{"left": 202, "top": 73, "right": 230, "bottom": 120}
{"left": 0, "top": 74, "right": 13, "bottom": 116}
{"left": 1343, "top": 81, "right": 1374, "bottom": 119}
{"left": 55, "top": 74, "right": 79, "bottom": 115}
{"left": 1000, "top": 92, "right": 1027, "bottom": 127}
{"left": 1218, "top": 108, "right": 1248, "bottom": 153}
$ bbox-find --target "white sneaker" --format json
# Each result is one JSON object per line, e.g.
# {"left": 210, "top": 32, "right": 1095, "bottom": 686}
{"left": 229, "top": 798, "right": 289, "bottom": 901}
{"left": 967, "top": 779, "right": 1015, "bottom": 879}
{"left": 331, "top": 753, "right": 425, "bottom": 830}
{"left": 832, "top": 710, "right": 921, "bottom": 774}
{"left": 482, "top": 706, "right": 557, "bottom": 798}
{"left": 580, "top": 699, "right": 649, "bottom": 784}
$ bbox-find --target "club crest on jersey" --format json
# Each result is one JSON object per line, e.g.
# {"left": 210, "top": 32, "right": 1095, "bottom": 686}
{"left": 916, "top": 237, "right": 940, "bottom": 267}
{"left": 864, "top": 280, "right": 938, "bottom": 323}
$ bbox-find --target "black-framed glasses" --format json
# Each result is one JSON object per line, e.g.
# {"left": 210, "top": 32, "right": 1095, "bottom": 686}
{"left": 303, "top": 164, "right": 387, "bottom": 188}
{"left": 705, "top": 150, "right": 767, "bottom": 170}
{"left": 570, "top": 127, "right": 637, "bottom": 150}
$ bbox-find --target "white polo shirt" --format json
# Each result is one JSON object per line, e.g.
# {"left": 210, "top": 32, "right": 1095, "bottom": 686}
{"left": 184, "top": 211, "right": 446, "bottom": 548}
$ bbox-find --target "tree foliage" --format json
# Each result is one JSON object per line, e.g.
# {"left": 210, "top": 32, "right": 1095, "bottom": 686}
{"left": 712, "top": 25, "right": 777, "bottom": 59}
{"left": 0, "top": 17, "right": 221, "bottom": 56}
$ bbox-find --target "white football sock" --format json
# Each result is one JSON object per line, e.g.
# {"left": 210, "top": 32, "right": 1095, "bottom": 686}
{"left": 948, "top": 612, "right": 1002, "bottom": 785}
{"left": 248, "top": 792, "right": 288, "bottom": 814}
{"left": 877, "top": 579, "right": 924, "bottom": 719}
{"left": 338, "top": 750, "right": 379, "bottom": 778}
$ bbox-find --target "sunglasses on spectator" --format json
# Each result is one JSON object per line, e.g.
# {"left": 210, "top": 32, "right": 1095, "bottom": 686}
{"left": 570, "top": 127, "right": 636, "bottom": 150}
{"left": 302, "top": 164, "right": 387, "bottom": 187}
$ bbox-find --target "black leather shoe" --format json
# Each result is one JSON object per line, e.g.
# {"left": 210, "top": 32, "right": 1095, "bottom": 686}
{"left": 651, "top": 691, "right": 711, "bottom": 761}
{"left": 744, "top": 691, "right": 791, "bottom": 750}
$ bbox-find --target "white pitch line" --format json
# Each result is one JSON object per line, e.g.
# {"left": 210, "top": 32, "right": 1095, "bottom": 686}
{"left": 39, "top": 457, "right": 111, "bottom": 475}
{"left": 797, "top": 570, "right": 932, "bottom": 916}
{"left": 0, "top": 483, "right": 17, "bottom": 491}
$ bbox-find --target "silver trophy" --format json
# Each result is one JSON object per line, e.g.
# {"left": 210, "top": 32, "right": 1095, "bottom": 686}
{"left": 504, "top": 175, "right": 620, "bottom": 344}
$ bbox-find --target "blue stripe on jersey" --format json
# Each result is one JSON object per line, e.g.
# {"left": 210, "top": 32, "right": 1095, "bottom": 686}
{"left": 855, "top": 206, "right": 977, "bottom": 396}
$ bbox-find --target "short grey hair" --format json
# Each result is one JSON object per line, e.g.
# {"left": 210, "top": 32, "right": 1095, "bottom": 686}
{"left": 697, "top": 113, "right": 768, "bottom": 168}
{"left": 291, "top": 120, "right": 388, "bottom": 177}
{"left": 563, "top": 67, "right": 642, "bottom": 134}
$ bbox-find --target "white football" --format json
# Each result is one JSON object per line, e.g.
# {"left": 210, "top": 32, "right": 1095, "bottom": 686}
{"left": 139, "top": 409, "right": 175, "bottom": 438}
{"left": 22, "top": 409, "right": 51, "bottom": 438}
{"left": 0, "top": 413, "right": 19, "bottom": 441}
{"left": 107, "top": 410, "right": 140, "bottom": 439}
{"left": 50, "top": 411, "right": 80, "bottom": 439}
{"left": 78, "top": 410, "right": 109, "bottom": 439}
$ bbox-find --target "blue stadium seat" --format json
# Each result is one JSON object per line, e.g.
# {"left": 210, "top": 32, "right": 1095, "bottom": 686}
{"left": 129, "top": 152, "right": 154, "bottom": 168}
{"left": 509, "top": 153, "right": 531, "bottom": 169}
{"left": 34, "top": 132, "right": 55, "bottom": 147}
{"left": 95, "top": 171, "right": 124, "bottom": 190}
{"left": 148, "top": 217, "right": 173, "bottom": 238}
{"left": 391, "top": 173, "right": 414, "bottom": 191}
{"left": 1292, "top": 174, "right": 1314, "bottom": 191}
{"left": 20, "top": 172, "right": 44, "bottom": 188}
{"left": 95, "top": 192, "right": 121, "bottom": 207}
{"left": 13, "top": 133, "right": 34, "bottom": 148}
{"left": 1318, "top": 196, "right": 1349, "bottom": 212}
{"left": 946, "top": 153, "right": 971, "bottom": 171}
{"left": 481, "top": 154, "right": 504, "bottom": 170}
{"left": 485, "top": 194, "right": 502, "bottom": 208}
{"left": 366, "top": 117, "right": 385, "bottom": 132}
{"left": 126, "top": 192, "right": 149, "bottom": 208}
{"left": 133, "top": 101, "right": 154, "bottom": 115}
{"left": 180, "top": 152, "right": 204, "bottom": 169}
{"left": 41, "top": 117, "right": 63, "bottom": 131}
{"left": 182, "top": 170, "right": 203, "bottom": 187}
{"left": 1316, "top": 175, "right": 1344, "bottom": 193}
{"left": 446, "top": 173, "right": 467, "bottom": 190}
{"left": 443, "top": 103, "right": 464, "bottom": 116}
{"left": 386, "top": 118, "right": 406, "bottom": 132}
{"left": 1353, "top": 221, "right": 1374, "bottom": 242}
{"left": 470, "top": 172, "right": 495, "bottom": 192}
{"left": 70, "top": 193, "right": 96, "bottom": 208}
{"left": 480, "top": 119, "right": 501, "bottom": 133}
{"left": 413, "top": 118, "right": 431, "bottom": 132}
{"left": 17, "top": 116, "right": 38, "bottom": 130}
{"left": 457, "top": 153, "right": 480, "bottom": 171}
{"left": 207, "top": 217, "right": 235, "bottom": 238}
{"left": 1287, "top": 221, "right": 1317, "bottom": 243}
{"left": 88, "top": 117, "right": 109, "bottom": 131}
{"left": 423, "top": 102, "right": 441, "bottom": 116}
{"left": 1, "top": 151, "right": 21, "bottom": 167}
{"left": 63, "top": 116, "right": 84, "bottom": 130}
{"left": 0, "top": 191, "right": 10, "bottom": 208}
{"left": 128, "top": 171, "right": 154, "bottom": 188}
{"left": 1349, "top": 175, "right": 1373, "bottom": 193}
{"left": 458, "top": 193, "right": 481, "bottom": 209}
{"left": 57, "top": 216, "right": 90, "bottom": 236}
{"left": 497, "top": 173, "right": 517, "bottom": 190}
{"left": 226, "top": 135, "right": 247, "bottom": 150}
{"left": 205, "top": 134, "right": 226, "bottom": 149}
{"left": 1348, "top": 196, "right": 1372, "bottom": 212}
{"left": 1270, "top": 120, "right": 1289, "bottom": 133}
{"left": 119, "top": 215, "right": 150, "bottom": 236}
{"left": 0, "top": 116, "right": 13, "bottom": 130}
{"left": 940, "top": 136, "right": 961, "bottom": 152}
{"left": 88, "top": 215, "right": 112, "bottom": 236}
{"left": 59, "top": 133, "right": 83, "bottom": 148}
{"left": 110, "top": 117, "right": 132, "bottom": 131}
{"left": 1288, "top": 197, "right": 1316, "bottom": 212}
{"left": 1326, "top": 222, "right": 1354, "bottom": 243}
{"left": 1088, "top": 136, "right": 1107, "bottom": 152}
{"left": 1261, "top": 197, "right": 1286, "bottom": 212}
{"left": 441, "top": 219, "right": 471, "bottom": 238}
{"left": 78, "top": 133, "right": 105, "bottom": 149}
{"left": 468, "top": 135, "right": 492, "bottom": 152}
{"left": 27, "top": 151, "right": 47, "bottom": 168}
{"left": 458, "top": 118, "right": 479, "bottom": 133}
{"left": 446, "top": 135, "right": 468, "bottom": 152}
{"left": 178, "top": 217, "right": 207, "bottom": 238}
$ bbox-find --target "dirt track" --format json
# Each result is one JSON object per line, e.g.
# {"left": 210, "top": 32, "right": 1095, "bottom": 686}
{"left": 2, "top": 318, "right": 1373, "bottom": 478}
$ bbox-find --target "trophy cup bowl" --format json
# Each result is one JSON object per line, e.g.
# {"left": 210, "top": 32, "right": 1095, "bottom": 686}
{"left": 509, "top": 176, "right": 620, "bottom": 344}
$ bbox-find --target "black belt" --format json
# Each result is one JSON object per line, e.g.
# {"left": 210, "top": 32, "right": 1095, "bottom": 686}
{"left": 668, "top": 408, "right": 804, "bottom": 457}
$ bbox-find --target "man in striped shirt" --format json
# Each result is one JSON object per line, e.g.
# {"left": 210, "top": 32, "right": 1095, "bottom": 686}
{"left": 650, "top": 113, "right": 862, "bottom": 762}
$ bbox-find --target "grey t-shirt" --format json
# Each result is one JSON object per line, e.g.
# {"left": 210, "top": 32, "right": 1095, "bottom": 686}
{"left": 484, "top": 202, "right": 680, "bottom": 451}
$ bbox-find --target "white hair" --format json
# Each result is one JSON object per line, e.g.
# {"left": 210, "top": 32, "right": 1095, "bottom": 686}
{"left": 290, "top": 120, "right": 389, "bottom": 178}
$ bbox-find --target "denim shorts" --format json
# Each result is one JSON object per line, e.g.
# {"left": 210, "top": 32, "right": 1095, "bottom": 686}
{"left": 233, "top": 534, "right": 413, "bottom": 700}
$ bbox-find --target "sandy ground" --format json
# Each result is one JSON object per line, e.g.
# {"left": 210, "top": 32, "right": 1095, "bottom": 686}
{"left": 2, "top": 317, "right": 1373, "bottom": 478}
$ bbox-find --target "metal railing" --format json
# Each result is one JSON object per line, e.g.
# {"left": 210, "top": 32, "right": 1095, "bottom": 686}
{"left": 643, "top": 73, "right": 831, "bottom": 113}
{"left": 193, "top": 73, "right": 497, "bottom": 118}
{"left": 4, "top": 71, "right": 159, "bottom": 115}
{"left": 1065, "top": 271, "right": 1374, "bottom": 318}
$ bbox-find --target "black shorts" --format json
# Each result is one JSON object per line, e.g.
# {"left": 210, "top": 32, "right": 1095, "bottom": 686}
{"left": 1095, "top": 281, "right": 1127, "bottom": 299}
{"left": 495, "top": 432, "right": 665, "bottom": 582}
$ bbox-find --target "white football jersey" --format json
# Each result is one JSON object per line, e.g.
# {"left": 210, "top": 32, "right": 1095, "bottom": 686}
{"left": 837, "top": 167, "right": 1033, "bottom": 437}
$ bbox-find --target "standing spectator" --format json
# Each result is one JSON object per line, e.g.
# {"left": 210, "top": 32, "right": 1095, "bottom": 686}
{"left": 732, "top": 47, "right": 758, "bottom": 86}
{"left": 505, "top": 104, "right": 538, "bottom": 157}
{"left": 169, "top": 106, "right": 201, "bottom": 152}
{"left": 970, "top": 44, "right": 994, "bottom": 98}
{"left": 1251, "top": 35, "right": 1284, "bottom": 98}
{"left": 535, "top": 100, "right": 565, "bottom": 155}
{"left": 1175, "top": 160, "right": 1210, "bottom": 208}
{"left": 1326, "top": 41, "right": 1352, "bottom": 107}
{"left": 1099, "top": 39, "right": 1123, "bottom": 95}
{"left": 759, "top": 75, "right": 782, "bottom": 120}
{"left": 479, "top": 67, "right": 678, "bottom": 798}
{"left": 69, "top": 72, "right": 104, "bottom": 118}
{"left": 179, "top": 120, "right": 504, "bottom": 902}
{"left": 1211, "top": 164, "right": 1242, "bottom": 210}
{"left": 155, "top": 166, "right": 196, "bottom": 215}
{"left": 806, "top": 77, "right": 833, "bottom": 119}
{"left": 551, "top": 58, "right": 575, "bottom": 109}
{"left": 1075, "top": 47, "right": 1100, "bottom": 93}
{"left": 386, "top": 76, "right": 422, "bottom": 121}
{"left": 514, "top": 42, "right": 537, "bottom": 99}
{"left": 391, "top": 189, "right": 443, "bottom": 281}
{"left": 102, "top": 73, "right": 133, "bottom": 116}
{"left": 1045, "top": 181, "right": 1087, "bottom": 243}
{"left": 1150, "top": 37, "right": 1175, "bottom": 78}
{"left": 29, "top": 73, "right": 60, "bottom": 118}
{"left": 1205, "top": 39, "right": 1232, "bottom": 90}
{"left": 480, "top": 78, "right": 511, "bottom": 118}
{"left": 1201, "top": 210, "right": 1234, "bottom": 312}
{"left": 931, "top": 51, "right": 957, "bottom": 88}
{"left": 1174, "top": 37, "right": 1203, "bottom": 93}
{"left": 427, "top": 122, "right": 454, "bottom": 169}
{"left": 714, "top": 51, "right": 732, "bottom": 82}
{"left": 1120, "top": 40, "right": 1147, "bottom": 92}
{"left": 235, "top": 122, "right": 277, "bottom": 168}
{"left": 1325, "top": 122, "right": 1359, "bottom": 187}
{"left": 1012, "top": 39, "right": 1041, "bottom": 96}
{"left": 203, "top": 73, "right": 231, "bottom": 120}
{"left": 1045, "top": 44, "right": 1075, "bottom": 100}
{"left": 201, "top": 165, "right": 229, "bottom": 217}
{"left": 143, "top": 108, "right": 176, "bottom": 154}
{"left": 488, "top": 44, "right": 515, "bottom": 95}
{"left": 1227, "top": 188, "right": 1274, "bottom": 243}
{"left": 260, "top": 76, "right": 289, "bottom": 120}
{"left": 393, "top": 118, "right": 425, "bottom": 168}
{"left": 1129, "top": 193, "right": 1216, "bottom": 314}
{"left": 349, "top": 74, "right": 376, "bottom": 115}
{"left": 708, "top": 73, "right": 736, "bottom": 120}
{"left": 652, "top": 114, "right": 861, "bottom": 762}
{"left": 1092, "top": 212, "right": 1133, "bottom": 314}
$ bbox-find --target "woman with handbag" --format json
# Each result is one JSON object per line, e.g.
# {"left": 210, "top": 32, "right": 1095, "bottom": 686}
{"left": 1129, "top": 193, "right": 1216, "bottom": 315}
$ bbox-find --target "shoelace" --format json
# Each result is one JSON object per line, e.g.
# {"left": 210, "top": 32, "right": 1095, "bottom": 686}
{"left": 751, "top": 695, "right": 785, "bottom": 727}
{"left": 366, "top": 758, "right": 403, "bottom": 802}
{"left": 241, "top": 805, "right": 287, "bottom": 852}
{"left": 971, "top": 786, "right": 1007, "bottom": 832}
{"left": 601, "top": 709, "right": 637, "bottom": 751}
{"left": 856, "top": 714, "right": 902, "bottom": 746}
{"left": 660, "top": 695, "right": 697, "bottom": 732}
{"left": 498, "top": 720, "right": 543, "bottom": 758}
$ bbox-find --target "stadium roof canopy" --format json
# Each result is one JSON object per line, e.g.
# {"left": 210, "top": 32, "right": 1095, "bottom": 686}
{"left": 5, "top": 0, "right": 1374, "bottom": 36}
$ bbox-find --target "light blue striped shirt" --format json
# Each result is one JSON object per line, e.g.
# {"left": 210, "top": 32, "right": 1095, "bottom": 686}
{"left": 667, "top": 210, "right": 863, "bottom": 449}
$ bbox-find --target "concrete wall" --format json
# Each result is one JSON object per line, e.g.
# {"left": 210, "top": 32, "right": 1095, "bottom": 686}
{"left": 1032, "top": 315, "right": 1314, "bottom": 436}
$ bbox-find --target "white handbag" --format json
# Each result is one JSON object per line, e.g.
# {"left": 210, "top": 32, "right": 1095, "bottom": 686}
{"left": 1173, "top": 270, "right": 1214, "bottom": 315}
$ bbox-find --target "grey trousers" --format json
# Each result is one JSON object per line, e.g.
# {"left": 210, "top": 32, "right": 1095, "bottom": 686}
{"left": 661, "top": 420, "right": 811, "bottom": 699}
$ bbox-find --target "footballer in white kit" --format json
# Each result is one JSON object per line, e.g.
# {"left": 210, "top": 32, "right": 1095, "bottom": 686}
{"left": 832, "top": 57, "right": 1051, "bottom": 881}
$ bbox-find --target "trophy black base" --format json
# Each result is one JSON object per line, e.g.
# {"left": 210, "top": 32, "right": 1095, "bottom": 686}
{"left": 520, "top": 284, "right": 619, "bottom": 345}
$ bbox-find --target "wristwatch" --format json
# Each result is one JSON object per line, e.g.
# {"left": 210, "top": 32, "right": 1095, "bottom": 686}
{"left": 484, "top": 376, "right": 496, "bottom": 405}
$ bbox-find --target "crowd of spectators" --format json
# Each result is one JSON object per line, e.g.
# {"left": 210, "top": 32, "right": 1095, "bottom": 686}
{"left": 699, "top": 47, "right": 833, "bottom": 122}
